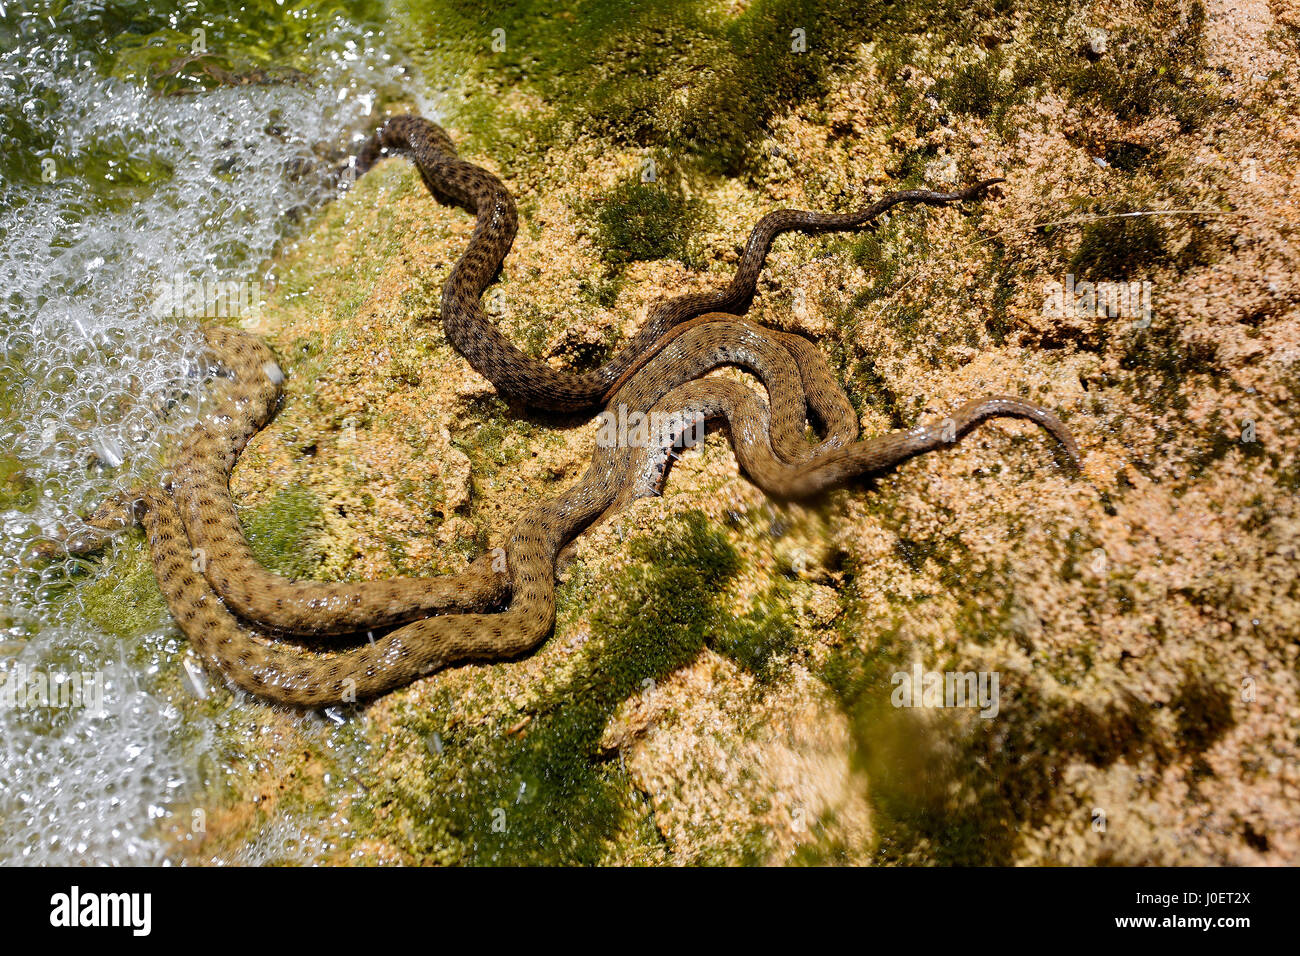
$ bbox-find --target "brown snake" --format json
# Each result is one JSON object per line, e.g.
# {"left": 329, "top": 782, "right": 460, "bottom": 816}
{"left": 357, "top": 115, "right": 1009, "bottom": 411}
{"left": 46, "top": 115, "right": 1079, "bottom": 707}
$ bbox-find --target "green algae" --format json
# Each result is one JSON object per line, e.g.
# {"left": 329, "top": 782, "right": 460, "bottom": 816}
{"left": 27, "top": 0, "right": 1273, "bottom": 866}
{"left": 822, "top": 608, "right": 1168, "bottom": 864}
{"left": 389, "top": 0, "right": 1087, "bottom": 178}
{"left": 77, "top": 537, "right": 169, "bottom": 639}
{"left": 1054, "top": 1, "right": 1213, "bottom": 130}
{"left": 938, "top": 51, "right": 1014, "bottom": 120}
{"left": 586, "top": 166, "right": 708, "bottom": 266}
{"left": 241, "top": 485, "right": 327, "bottom": 581}
{"left": 97, "top": 1, "right": 388, "bottom": 92}
{"left": 710, "top": 584, "right": 798, "bottom": 684}
{"left": 373, "top": 510, "right": 806, "bottom": 864}
{"left": 453, "top": 402, "right": 554, "bottom": 478}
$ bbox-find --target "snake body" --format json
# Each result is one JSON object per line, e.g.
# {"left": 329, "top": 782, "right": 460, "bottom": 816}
{"left": 172, "top": 328, "right": 508, "bottom": 635}
{"left": 356, "top": 115, "right": 1006, "bottom": 412}
{"left": 54, "top": 115, "right": 1079, "bottom": 707}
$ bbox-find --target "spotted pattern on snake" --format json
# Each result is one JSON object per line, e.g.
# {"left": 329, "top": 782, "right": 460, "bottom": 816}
{"left": 53, "top": 114, "right": 1079, "bottom": 707}
{"left": 171, "top": 327, "right": 509, "bottom": 636}
{"left": 355, "top": 115, "right": 1008, "bottom": 412}
{"left": 144, "top": 317, "right": 897, "bottom": 707}
{"left": 58, "top": 115, "right": 989, "bottom": 635}
{"left": 142, "top": 319, "right": 1075, "bottom": 708}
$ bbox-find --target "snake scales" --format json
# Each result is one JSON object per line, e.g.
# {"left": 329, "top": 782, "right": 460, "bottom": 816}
{"left": 49, "top": 115, "right": 1078, "bottom": 707}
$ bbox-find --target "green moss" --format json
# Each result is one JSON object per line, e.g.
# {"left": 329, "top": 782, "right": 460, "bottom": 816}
{"left": 586, "top": 166, "right": 707, "bottom": 265}
{"left": 1055, "top": 1, "right": 1213, "bottom": 130}
{"left": 39, "top": 0, "right": 1259, "bottom": 866}
{"left": 240, "top": 485, "right": 326, "bottom": 580}
{"left": 383, "top": 511, "right": 782, "bottom": 865}
{"left": 390, "top": 0, "right": 1063, "bottom": 177}
{"left": 823, "top": 611, "right": 1168, "bottom": 864}
{"left": 697, "top": 825, "right": 773, "bottom": 866}
{"left": 710, "top": 585, "right": 797, "bottom": 682}
{"left": 452, "top": 403, "right": 555, "bottom": 481}
{"left": 834, "top": 212, "right": 931, "bottom": 307}
{"left": 78, "top": 537, "right": 169, "bottom": 638}
{"left": 1068, "top": 211, "right": 1171, "bottom": 280}
{"left": 669, "top": 0, "right": 887, "bottom": 176}
{"left": 844, "top": 232, "right": 895, "bottom": 286}
{"left": 939, "top": 53, "right": 1009, "bottom": 119}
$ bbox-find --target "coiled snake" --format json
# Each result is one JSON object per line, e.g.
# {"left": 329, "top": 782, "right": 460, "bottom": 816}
{"left": 46, "top": 116, "right": 1079, "bottom": 707}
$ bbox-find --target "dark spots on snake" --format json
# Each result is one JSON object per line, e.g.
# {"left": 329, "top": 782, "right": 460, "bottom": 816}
{"left": 105, "top": 114, "right": 1074, "bottom": 709}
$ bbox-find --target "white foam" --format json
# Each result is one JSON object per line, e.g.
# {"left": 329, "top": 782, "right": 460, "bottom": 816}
{"left": 0, "top": 12, "right": 421, "bottom": 865}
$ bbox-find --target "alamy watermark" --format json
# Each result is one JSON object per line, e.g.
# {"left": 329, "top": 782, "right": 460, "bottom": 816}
{"left": 49, "top": 886, "right": 151, "bottom": 936}
{"left": 149, "top": 274, "right": 263, "bottom": 319}
{"left": 891, "top": 663, "right": 1000, "bottom": 718}
{"left": 0, "top": 664, "right": 105, "bottom": 715}
{"left": 1042, "top": 273, "right": 1152, "bottom": 328}
{"left": 595, "top": 405, "right": 705, "bottom": 450}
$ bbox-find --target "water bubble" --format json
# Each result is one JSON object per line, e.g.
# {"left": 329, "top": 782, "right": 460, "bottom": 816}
{"left": 0, "top": 7, "right": 422, "bottom": 865}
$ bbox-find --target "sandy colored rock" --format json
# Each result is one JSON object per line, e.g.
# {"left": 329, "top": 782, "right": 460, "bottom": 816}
{"left": 157, "top": 0, "right": 1300, "bottom": 865}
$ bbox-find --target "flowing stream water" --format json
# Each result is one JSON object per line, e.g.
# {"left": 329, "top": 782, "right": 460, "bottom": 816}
{"left": 0, "top": 0, "right": 429, "bottom": 864}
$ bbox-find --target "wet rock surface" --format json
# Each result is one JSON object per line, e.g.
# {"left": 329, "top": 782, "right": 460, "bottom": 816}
{"left": 150, "top": 0, "right": 1298, "bottom": 864}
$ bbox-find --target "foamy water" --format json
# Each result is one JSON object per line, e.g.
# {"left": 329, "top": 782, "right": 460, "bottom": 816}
{"left": 0, "top": 9, "right": 421, "bottom": 864}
